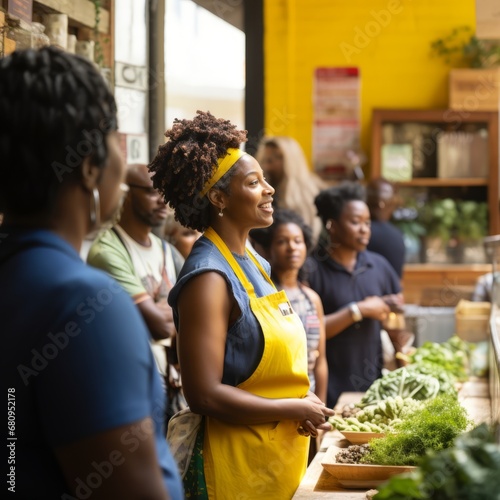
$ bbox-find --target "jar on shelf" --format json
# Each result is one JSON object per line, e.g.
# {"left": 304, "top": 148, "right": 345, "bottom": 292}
{"left": 76, "top": 40, "right": 95, "bottom": 62}
{"left": 43, "top": 13, "right": 68, "bottom": 50}
{"left": 31, "top": 22, "right": 50, "bottom": 49}
{"left": 67, "top": 34, "right": 77, "bottom": 54}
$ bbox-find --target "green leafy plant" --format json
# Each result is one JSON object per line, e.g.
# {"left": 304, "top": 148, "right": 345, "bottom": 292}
{"left": 374, "top": 423, "right": 500, "bottom": 499}
{"left": 418, "top": 199, "right": 488, "bottom": 245}
{"left": 431, "top": 26, "right": 500, "bottom": 69}
{"left": 92, "top": 0, "right": 107, "bottom": 67}
{"left": 361, "top": 394, "right": 472, "bottom": 466}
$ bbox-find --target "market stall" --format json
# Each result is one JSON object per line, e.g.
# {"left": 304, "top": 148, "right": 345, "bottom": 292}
{"left": 293, "top": 355, "right": 497, "bottom": 498}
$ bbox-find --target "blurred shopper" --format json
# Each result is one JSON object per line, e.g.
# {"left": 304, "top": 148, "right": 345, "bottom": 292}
{"left": 149, "top": 111, "right": 334, "bottom": 498}
{"left": 366, "top": 177, "right": 406, "bottom": 279}
{"left": 0, "top": 47, "right": 182, "bottom": 499}
{"left": 256, "top": 136, "right": 326, "bottom": 245}
{"left": 87, "top": 163, "right": 186, "bottom": 422}
{"left": 250, "top": 208, "right": 328, "bottom": 404}
{"left": 472, "top": 272, "right": 500, "bottom": 302}
{"left": 305, "top": 181, "right": 402, "bottom": 408}
{"left": 163, "top": 207, "right": 201, "bottom": 259}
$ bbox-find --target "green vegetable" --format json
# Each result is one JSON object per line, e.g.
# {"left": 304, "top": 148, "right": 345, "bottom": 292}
{"left": 405, "top": 336, "right": 472, "bottom": 382}
{"left": 404, "top": 362, "right": 458, "bottom": 396}
{"left": 361, "top": 395, "right": 472, "bottom": 466}
{"left": 374, "top": 423, "right": 500, "bottom": 500}
{"left": 360, "top": 368, "right": 441, "bottom": 406}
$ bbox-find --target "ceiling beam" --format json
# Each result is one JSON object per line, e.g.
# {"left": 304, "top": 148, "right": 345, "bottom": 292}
{"left": 191, "top": 0, "right": 244, "bottom": 31}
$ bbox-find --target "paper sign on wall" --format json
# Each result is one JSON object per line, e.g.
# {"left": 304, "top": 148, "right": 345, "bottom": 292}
{"left": 312, "top": 67, "right": 361, "bottom": 180}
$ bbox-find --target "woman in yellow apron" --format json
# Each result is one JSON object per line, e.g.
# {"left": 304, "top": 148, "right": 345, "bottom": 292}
{"left": 150, "top": 111, "right": 334, "bottom": 499}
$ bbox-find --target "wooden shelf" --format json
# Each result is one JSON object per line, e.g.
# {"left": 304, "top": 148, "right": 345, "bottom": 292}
{"left": 371, "top": 108, "right": 495, "bottom": 124}
{"left": 399, "top": 178, "right": 488, "bottom": 187}
{"left": 371, "top": 108, "right": 499, "bottom": 305}
{"left": 371, "top": 108, "right": 499, "bottom": 236}
{"left": 401, "top": 264, "right": 491, "bottom": 305}
{"left": 33, "top": 0, "right": 110, "bottom": 33}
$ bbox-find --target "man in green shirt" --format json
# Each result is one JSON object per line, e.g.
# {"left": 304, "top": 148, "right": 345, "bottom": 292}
{"left": 88, "top": 164, "right": 185, "bottom": 416}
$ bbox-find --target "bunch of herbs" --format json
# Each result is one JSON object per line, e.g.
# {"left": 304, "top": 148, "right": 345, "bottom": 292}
{"left": 374, "top": 423, "right": 500, "bottom": 499}
{"left": 361, "top": 395, "right": 472, "bottom": 466}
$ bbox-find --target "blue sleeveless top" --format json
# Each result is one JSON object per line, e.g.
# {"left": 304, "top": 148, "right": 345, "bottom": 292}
{"left": 168, "top": 236, "right": 276, "bottom": 386}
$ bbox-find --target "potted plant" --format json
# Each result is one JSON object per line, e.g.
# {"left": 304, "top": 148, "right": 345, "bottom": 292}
{"left": 431, "top": 26, "right": 500, "bottom": 68}
{"left": 418, "top": 198, "right": 488, "bottom": 263}
{"left": 430, "top": 26, "right": 500, "bottom": 111}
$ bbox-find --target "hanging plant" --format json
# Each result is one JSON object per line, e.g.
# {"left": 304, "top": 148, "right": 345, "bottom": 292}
{"left": 431, "top": 26, "right": 500, "bottom": 69}
{"left": 92, "top": 0, "right": 105, "bottom": 67}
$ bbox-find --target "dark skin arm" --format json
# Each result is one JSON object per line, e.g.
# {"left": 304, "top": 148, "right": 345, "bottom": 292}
{"left": 54, "top": 418, "right": 170, "bottom": 500}
{"left": 177, "top": 271, "right": 334, "bottom": 433}
{"left": 137, "top": 297, "right": 176, "bottom": 341}
{"left": 324, "top": 293, "right": 404, "bottom": 339}
{"left": 324, "top": 296, "right": 391, "bottom": 339}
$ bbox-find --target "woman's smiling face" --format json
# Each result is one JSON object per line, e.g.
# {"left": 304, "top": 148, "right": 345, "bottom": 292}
{"left": 223, "top": 154, "right": 275, "bottom": 230}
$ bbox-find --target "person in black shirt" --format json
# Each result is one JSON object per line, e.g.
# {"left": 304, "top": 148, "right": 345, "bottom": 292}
{"left": 366, "top": 177, "right": 406, "bottom": 279}
{"left": 305, "top": 181, "right": 402, "bottom": 407}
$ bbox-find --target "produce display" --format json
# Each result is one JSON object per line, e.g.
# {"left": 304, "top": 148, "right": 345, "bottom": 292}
{"left": 329, "top": 397, "right": 423, "bottom": 433}
{"left": 399, "top": 335, "right": 472, "bottom": 382}
{"left": 373, "top": 423, "right": 500, "bottom": 500}
{"left": 360, "top": 395, "right": 472, "bottom": 466}
{"left": 334, "top": 444, "right": 370, "bottom": 464}
{"left": 359, "top": 336, "right": 472, "bottom": 407}
{"left": 318, "top": 334, "right": 493, "bottom": 498}
{"left": 402, "top": 362, "right": 458, "bottom": 396}
{"left": 359, "top": 368, "right": 441, "bottom": 406}
{"left": 328, "top": 395, "right": 472, "bottom": 468}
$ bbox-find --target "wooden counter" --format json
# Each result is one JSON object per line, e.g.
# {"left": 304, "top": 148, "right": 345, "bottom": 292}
{"left": 402, "top": 264, "right": 491, "bottom": 305}
{"left": 293, "top": 383, "right": 491, "bottom": 499}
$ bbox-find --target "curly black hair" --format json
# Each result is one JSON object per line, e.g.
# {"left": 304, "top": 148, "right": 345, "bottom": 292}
{"left": 149, "top": 110, "right": 247, "bottom": 232}
{"left": 249, "top": 208, "right": 313, "bottom": 253}
{"left": 314, "top": 181, "right": 366, "bottom": 225}
{"left": 0, "top": 47, "right": 117, "bottom": 216}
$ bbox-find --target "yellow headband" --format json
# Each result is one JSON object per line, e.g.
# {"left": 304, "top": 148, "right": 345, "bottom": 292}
{"left": 199, "top": 148, "right": 246, "bottom": 197}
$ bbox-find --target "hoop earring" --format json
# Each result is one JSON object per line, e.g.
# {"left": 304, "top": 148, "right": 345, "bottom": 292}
{"left": 90, "top": 187, "right": 101, "bottom": 228}
{"left": 218, "top": 207, "right": 224, "bottom": 218}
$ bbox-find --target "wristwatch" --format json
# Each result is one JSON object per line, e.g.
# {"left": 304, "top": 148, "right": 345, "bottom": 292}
{"left": 348, "top": 302, "right": 363, "bottom": 323}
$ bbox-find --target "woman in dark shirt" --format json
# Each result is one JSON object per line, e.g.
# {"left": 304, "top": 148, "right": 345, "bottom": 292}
{"left": 305, "top": 181, "right": 403, "bottom": 407}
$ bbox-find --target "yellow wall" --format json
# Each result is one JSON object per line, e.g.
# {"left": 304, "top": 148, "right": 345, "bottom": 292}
{"left": 263, "top": 0, "right": 476, "bottom": 174}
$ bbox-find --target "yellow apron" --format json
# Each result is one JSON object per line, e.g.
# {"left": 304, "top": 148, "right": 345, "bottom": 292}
{"left": 203, "top": 227, "right": 310, "bottom": 500}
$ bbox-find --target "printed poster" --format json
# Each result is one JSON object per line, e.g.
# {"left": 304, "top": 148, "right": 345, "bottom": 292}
{"left": 313, "top": 67, "right": 361, "bottom": 180}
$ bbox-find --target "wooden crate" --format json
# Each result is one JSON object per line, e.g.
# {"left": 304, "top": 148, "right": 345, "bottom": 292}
{"left": 476, "top": 0, "right": 500, "bottom": 39}
{"left": 455, "top": 299, "right": 491, "bottom": 342}
{"left": 449, "top": 68, "right": 500, "bottom": 111}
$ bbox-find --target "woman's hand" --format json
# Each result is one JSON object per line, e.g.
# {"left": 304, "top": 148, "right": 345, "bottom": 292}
{"left": 296, "top": 392, "right": 335, "bottom": 437}
{"left": 358, "top": 296, "right": 390, "bottom": 322}
{"left": 382, "top": 293, "right": 405, "bottom": 308}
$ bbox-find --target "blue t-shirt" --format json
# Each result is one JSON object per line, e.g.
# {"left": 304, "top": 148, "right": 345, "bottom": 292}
{"left": 305, "top": 249, "right": 401, "bottom": 407}
{"left": 168, "top": 235, "right": 275, "bottom": 386}
{"left": 0, "top": 229, "right": 183, "bottom": 499}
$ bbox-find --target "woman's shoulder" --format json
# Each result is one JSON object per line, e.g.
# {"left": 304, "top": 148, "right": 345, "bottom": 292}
{"left": 168, "top": 236, "right": 234, "bottom": 306}
{"left": 300, "top": 284, "right": 324, "bottom": 314}
{"left": 300, "top": 283, "right": 320, "bottom": 302}
{"left": 180, "top": 236, "right": 229, "bottom": 273}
